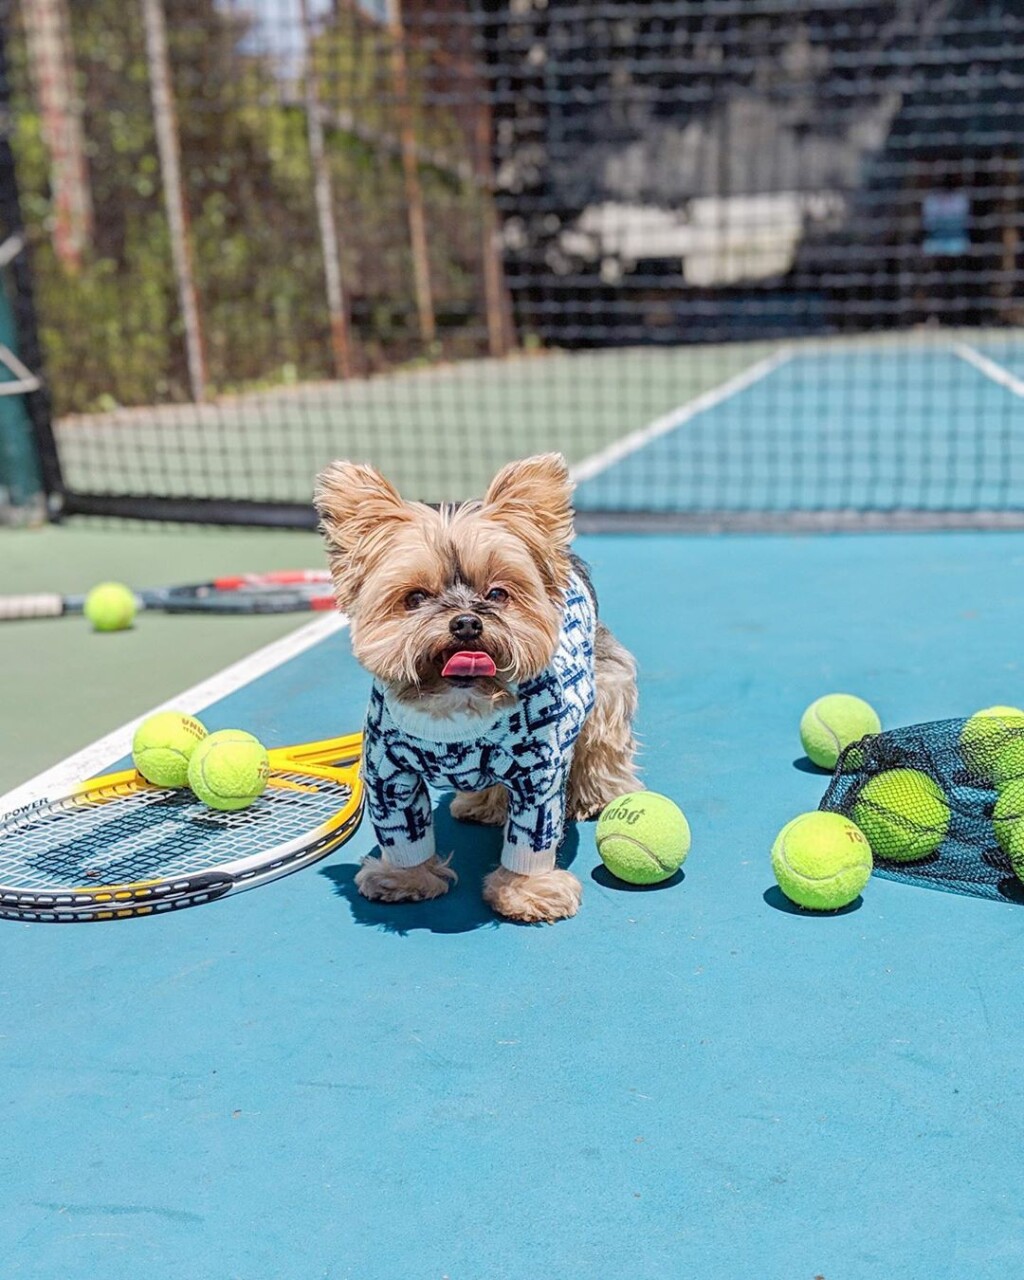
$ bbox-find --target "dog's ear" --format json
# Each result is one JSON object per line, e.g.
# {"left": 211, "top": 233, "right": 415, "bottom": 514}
{"left": 314, "top": 461, "right": 412, "bottom": 607}
{"left": 482, "top": 453, "right": 574, "bottom": 591}
{"left": 314, "top": 461, "right": 407, "bottom": 546}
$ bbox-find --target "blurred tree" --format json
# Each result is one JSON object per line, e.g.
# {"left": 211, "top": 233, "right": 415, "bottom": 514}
{"left": 21, "top": 0, "right": 92, "bottom": 269}
{"left": 8, "top": 0, "right": 490, "bottom": 413}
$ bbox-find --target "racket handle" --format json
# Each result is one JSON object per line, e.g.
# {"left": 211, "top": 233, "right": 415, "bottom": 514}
{"left": 0, "top": 593, "right": 68, "bottom": 620}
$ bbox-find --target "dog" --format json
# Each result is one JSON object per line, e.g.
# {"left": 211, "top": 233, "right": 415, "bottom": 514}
{"left": 313, "top": 452, "right": 640, "bottom": 923}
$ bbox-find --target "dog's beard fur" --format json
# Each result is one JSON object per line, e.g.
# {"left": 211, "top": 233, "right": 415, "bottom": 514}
{"left": 314, "top": 454, "right": 574, "bottom": 723}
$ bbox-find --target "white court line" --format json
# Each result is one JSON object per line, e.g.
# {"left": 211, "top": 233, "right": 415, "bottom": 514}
{"left": 569, "top": 347, "right": 794, "bottom": 484}
{"left": 951, "top": 341, "right": 1024, "bottom": 399}
{"left": 0, "top": 611, "right": 349, "bottom": 813}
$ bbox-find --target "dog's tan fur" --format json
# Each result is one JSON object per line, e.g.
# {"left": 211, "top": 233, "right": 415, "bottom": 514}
{"left": 482, "top": 866, "right": 583, "bottom": 923}
{"left": 314, "top": 453, "right": 640, "bottom": 923}
{"left": 354, "top": 853, "right": 457, "bottom": 903}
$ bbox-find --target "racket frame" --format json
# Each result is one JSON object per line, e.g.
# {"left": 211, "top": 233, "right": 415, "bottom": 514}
{"left": 0, "top": 733, "right": 363, "bottom": 922}
{"left": 0, "top": 570, "right": 335, "bottom": 621}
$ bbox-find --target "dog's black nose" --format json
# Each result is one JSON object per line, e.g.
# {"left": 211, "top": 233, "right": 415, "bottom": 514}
{"left": 450, "top": 613, "right": 483, "bottom": 640}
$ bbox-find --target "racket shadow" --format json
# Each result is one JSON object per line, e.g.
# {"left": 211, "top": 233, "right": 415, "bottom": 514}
{"left": 320, "top": 793, "right": 581, "bottom": 935}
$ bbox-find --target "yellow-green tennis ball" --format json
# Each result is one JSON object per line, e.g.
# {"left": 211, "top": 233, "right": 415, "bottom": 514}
{"left": 992, "top": 780, "right": 1024, "bottom": 868}
{"left": 853, "top": 768, "right": 950, "bottom": 863}
{"left": 187, "top": 729, "right": 270, "bottom": 812}
{"left": 771, "top": 811, "right": 872, "bottom": 911}
{"left": 961, "top": 706, "right": 1024, "bottom": 783}
{"left": 132, "top": 710, "right": 208, "bottom": 788}
{"left": 83, "top": 581, "right": 137, "bottom": 632}
{"left": 992, "top": 735, "right": 1024, "bottom": 789}
{"left": 799, "top": 693, "right": 881, "bottom": 771}
{"left": 596, "top": 792, "right": 691, "bottom": 885}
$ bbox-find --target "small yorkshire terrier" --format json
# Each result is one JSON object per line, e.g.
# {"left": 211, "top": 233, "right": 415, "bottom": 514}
{"left": 313, "top": 453, "right": 640, "bottom": 923}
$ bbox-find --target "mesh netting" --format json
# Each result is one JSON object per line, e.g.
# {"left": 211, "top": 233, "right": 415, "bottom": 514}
{"left": 820, "top": 716, "right": 1024, "bottom": 905}
{"left": 7, "top": 3, "right": 1024, "bottom": 528}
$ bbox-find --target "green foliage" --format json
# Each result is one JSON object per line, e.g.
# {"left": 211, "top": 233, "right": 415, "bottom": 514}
{"left": 8, "top": 0, "right": 495, "bottom": 416}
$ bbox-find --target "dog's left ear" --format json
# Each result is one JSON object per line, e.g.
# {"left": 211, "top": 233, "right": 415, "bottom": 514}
{"left": 483, "top": 453, "right": 574, "bottom": 589}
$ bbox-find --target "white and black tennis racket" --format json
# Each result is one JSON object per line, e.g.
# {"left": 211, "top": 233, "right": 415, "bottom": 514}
{"left": 0, "top": 734, "right": 363, "bottom": 922}
{"left": 0, "top": 570, "right": 335, "bottom": 620}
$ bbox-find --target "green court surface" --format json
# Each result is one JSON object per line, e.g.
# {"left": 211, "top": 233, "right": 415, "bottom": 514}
{"left": 0, "top": 525, "right": 322, "bottom": 794}
{"left": 3, "top": 526, "right": 1024, "bottom": 1279}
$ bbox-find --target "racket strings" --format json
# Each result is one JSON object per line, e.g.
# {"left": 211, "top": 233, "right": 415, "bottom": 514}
{"left": 0, "top": 771, "right": 353, "bottom": 892}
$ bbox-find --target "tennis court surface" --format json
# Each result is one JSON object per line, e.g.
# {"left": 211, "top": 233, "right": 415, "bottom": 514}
{"left": 6, "top": 2, "right": 1024, "bottom": 1273}
{"left": 3, "top": 525, "right": 1024, "bottom": 1279}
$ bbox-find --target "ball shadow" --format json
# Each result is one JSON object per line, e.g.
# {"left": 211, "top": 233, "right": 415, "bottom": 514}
{"left": 762, "top": 884, "right": 863, "bottom": 916}
{"left": 320, "top": 793, "right": 580, "bottom": 935}
{"left": 792, "top": 756, "right": 831, "bottom": 775}
{"left": 997, "top": 875, "right": 1024, "bottom": 905}
{"left": 590, "top": 864, "right": 685, "bottom": 892}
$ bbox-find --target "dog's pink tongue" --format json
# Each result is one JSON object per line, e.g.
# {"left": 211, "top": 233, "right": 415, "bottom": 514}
{"left": 441, "top": 650, "right": 497, "bottom": 679}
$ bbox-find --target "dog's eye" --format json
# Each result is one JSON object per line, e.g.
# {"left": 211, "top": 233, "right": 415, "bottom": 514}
{"left": 404, "top": 590, "right": 430, "bottom": 610}
{"left": 485, "top": 587, "right": 509, "bottom": 604}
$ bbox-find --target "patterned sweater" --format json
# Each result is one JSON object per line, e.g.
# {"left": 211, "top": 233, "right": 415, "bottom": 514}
{"left": 362, "top": 570, "right": 597, "bottom": 875}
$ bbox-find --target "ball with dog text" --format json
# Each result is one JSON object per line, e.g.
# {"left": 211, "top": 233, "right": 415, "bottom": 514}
{"left": 596, "top": 792, "right": 691, "bottom": 885}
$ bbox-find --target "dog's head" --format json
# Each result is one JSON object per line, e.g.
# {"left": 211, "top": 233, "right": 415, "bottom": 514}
{"left": 314, "top": 454, "right": 574, "bottom": 719}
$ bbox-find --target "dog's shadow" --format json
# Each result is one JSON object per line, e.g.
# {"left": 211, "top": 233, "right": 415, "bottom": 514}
{"left": 321, "top": 793, "right": 581, "bottom": 934}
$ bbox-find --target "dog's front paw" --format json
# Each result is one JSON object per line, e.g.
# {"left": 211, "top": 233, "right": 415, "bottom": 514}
{"left": 482, "top": 866, "right": 581, "bottom": 923}
{"left": 355, "top": 854, "right": 457, "bottom": 903}
{"left": 450, "top": 785, "right": 508, "bottom": 826}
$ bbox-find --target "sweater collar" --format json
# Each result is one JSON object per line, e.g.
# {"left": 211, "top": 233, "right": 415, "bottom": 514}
{"left": 381, "top": 685, "right": 515, "bottom": 744}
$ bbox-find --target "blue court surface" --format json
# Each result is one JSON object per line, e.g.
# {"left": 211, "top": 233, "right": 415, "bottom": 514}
{"left": 4, "top": 527, "right": 1024, "bottom": 1279}
{"left": 574, "top": 340, "right": 1024, "bottom": 513}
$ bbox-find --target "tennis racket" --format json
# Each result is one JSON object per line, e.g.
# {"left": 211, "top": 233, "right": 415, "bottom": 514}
{"left": 0, "top": 570, "right": 335, "bottom": 620}
{"left": 0, "top": 734, "right": 363, "bottom": 923}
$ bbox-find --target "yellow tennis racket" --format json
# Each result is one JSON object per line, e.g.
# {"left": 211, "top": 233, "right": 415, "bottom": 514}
{"left": 0, "top": 734, "right": 363, "bottom": 922}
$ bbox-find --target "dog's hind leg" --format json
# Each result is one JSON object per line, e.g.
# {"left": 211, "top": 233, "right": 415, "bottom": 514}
{"left": 450, "top": 785, "right": 508, "bottom": 826}
{"left": 567, "top": 622, "right": 641, "bottom": 821}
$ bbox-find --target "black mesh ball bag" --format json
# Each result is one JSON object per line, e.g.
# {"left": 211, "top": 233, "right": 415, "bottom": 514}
{"left": 819, "top": 716, "right": 1024, "bottom": 905}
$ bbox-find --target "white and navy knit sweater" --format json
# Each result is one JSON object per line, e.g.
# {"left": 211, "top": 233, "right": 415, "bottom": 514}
{"left": 362, "top": 569, "right": 597, "bottom": 875}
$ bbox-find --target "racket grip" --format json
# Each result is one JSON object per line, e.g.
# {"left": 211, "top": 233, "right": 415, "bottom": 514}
{"left": 0, "top": 593, "right": 66, "bottom": 620}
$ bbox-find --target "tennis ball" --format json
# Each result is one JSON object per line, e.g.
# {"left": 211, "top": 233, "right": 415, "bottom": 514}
{"left": 993, "top": 781, "right": 1024, "bottom": 876}
{"left": 771, "top": 811, "right": 872, "bottom": 911}
{"left": 961, "top": 706, "right": 1024, "bottom": 783}
{"left": 853, "top": 767, "right": 950, "bottom": 863}
{"left": 83, "top": 581, "right": 136, "bottom": 632}
{"left": 799, "top": 693, "right": 881, "bottom": 771}
{"left": 596, "top": 792, "right": 691, "bottom": 885}
{"left": 992, "top": 735, "right": 1024, "bottom": 789}
{"left": 132, "top": 710, "right": 208, "bottom": 788}
{"left": 187, "top": 729, "right": 270, "bottom": 812}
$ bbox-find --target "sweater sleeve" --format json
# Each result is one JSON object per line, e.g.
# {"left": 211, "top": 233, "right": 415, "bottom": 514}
{"left": 500, "top": 776, "right": 567, "bottom": 875}
{"left": 361, "top": 688, "right": 436, "bottom": 867}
